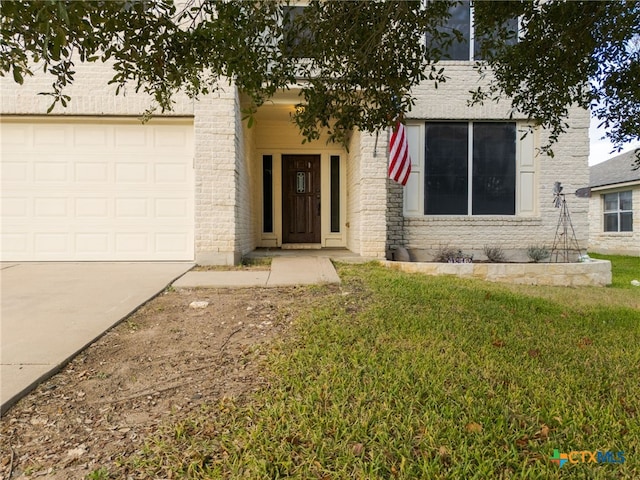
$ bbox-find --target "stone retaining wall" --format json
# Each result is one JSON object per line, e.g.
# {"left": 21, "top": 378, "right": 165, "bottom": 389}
{"left": 381, "top": 259, "right": 612, "bottom": 287}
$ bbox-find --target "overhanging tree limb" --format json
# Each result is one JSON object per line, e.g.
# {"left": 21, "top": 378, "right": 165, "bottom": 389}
{"left": 2, "top": 0, "right": 638, "bottom": 165}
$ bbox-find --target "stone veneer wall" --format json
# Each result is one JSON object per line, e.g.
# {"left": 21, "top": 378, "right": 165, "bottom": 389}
{"left": 386, "top": 64, "right": 590, "bottom": 262}
{"left": 386, "top": 179, "right": 405, "bottom": 252}
{"left": 234, "top": 89, "right": 258, "bottom": 261}
{"left": 354, "top": 132, "right": 388, "bottom": 258}
{"left": 382, "top": 259, "right": 612, "bottom": 287}
{"left": 192, "top": 91, "right": 242, "bottom": 265}
{"left": 588, "top": 185, "right": 640, "bottom": 256}
{"left": 346, "top": 130, "right": 362, "bottom": 255}
{"left": 0, "top": 59, "right": 195, "bottom": 115}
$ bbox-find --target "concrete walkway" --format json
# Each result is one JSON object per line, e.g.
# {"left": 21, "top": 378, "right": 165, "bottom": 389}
{"left": 1, "top": 256, "right": 343, "bottom": 414}
{"left": 1, "top": 262, "right": 192, "bottom": 415}
{"left": 172, "top": 256, "right": 341, "bottom": 288}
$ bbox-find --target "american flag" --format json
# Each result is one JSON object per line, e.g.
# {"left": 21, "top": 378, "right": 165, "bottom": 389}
{"left": 388, "top": 121, "right": 412, "bottom": 186}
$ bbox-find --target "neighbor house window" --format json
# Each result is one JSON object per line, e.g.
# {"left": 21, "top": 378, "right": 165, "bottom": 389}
{"left": 425, "top": 122, "right": 516, "bottom": 215}
{"left": 426, "top": 1, "right": 518, "bottom": 61}
{"left": 603, "top": 191, "right": 633, "bottom": 232}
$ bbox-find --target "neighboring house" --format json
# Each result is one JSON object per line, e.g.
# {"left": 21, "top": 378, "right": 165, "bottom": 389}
{"left": 0, "top": 5, "right": 589, "bottom": 264}
{"left": 588, "top": 151, "right": 640, "bottom": 256}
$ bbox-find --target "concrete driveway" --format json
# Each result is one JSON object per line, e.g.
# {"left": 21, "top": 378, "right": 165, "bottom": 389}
{"left": 0, "top": 262, "right": 193, "bottom": 415}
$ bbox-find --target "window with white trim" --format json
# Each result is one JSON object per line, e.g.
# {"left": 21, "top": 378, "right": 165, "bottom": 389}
{"left": 403, "top": 121, "right": 537, "bottom": 217}
{"left": 282, "top": 5, "right": 314, "bottom": 58}
{"left": 603, "top": 191, "right": 633, "bottom": 232}
{"left": 426, "top": 0, "right": 518, "bottom": 61}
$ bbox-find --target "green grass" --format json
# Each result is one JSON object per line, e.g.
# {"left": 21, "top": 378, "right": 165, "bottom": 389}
{"left": 588, "top": 253, "right": 640, "bottom": 289}
{"left": 124, "top": 261, "right": 639, "bottom": 479}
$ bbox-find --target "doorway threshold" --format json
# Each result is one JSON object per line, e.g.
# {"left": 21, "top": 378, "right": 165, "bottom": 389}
{"left": 281, "top": 243, "right": 322, "bottom": 250}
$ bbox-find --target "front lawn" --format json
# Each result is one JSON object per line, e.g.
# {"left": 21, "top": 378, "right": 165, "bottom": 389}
{"left": 125, "top": 262, "right": 639, "bottom": 479}
{"left": 588, "top": 253, "right": 640, "bottom": 289}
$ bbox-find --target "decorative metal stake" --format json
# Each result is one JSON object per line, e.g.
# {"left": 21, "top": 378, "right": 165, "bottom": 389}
{"left": 550, "top": 182, "right": 583, "bottom": 262}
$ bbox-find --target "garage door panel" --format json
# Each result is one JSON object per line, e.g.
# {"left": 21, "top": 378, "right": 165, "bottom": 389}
{"left": 74, "top": 162, "right": 109, "bottom": 182}
{"left": 74, "top": 127, "right": 110, "bottom": 147}
{"left": 34, "top": 162, "right": 69, "bottom": 182}
{"left": 75, "top": 233, "right": 110, "bottom": 254}
{"left": 115, "top": 198, "right": 148, "bottom": 217}
{"left": 34, "top": 233, "right": 69, "bottom": 254}
{"left": 33, "top": 125, "right": 69, "bottom": 147}
{"left": 34, "top": 197, "right": 69, "bottom": 217}
{"left": 2, "top": 197, "right": 29, "bottom": 217}
{"left": 1, "top": 119, "right": 194, "bottom": 261}
{"left": 114, "top": 126, "right": 149, "bottom": 148}
{"left": 0, "top": 123, "right": 28, "bottom": 146}
{"left": 75, "top": 198, "right": 109, "bottom": 217}
{"left": 1, "top": 233, "right": 28, "bottom": 253}
{"left": 154, "top": 163, "right": 189, "bottom": 182}
{"left": 2, "top": 162, "right": 28, "bottom": 182}
{"left": 154, "top": 127, "right": 190, "bottom": 147}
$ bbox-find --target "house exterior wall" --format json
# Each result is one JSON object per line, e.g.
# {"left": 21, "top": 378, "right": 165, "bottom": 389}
{"left": 1, "top": 61, "right": 249, "bottom": 265}
{"left": 351, "top": 132, "right": 388, "bottom": 258}
{"left": 2, "top": 59, "right": 591, "bottom": 264}
{"left": 0, "top": 60, "right": 195, "bottom": 116}
{"left": 251, "top": 114, "right": 348, "bottom": 248}
{"left": 192, "top": 92, "right": 243, "bottom": 265}
{"left": 346, "top": 130, "right": 362, "bottom": 255}
{"left": 588, "top": 184, "right": 640, "bottom": 256}
{"left": 387, "top": 64, "right": 590, "bottom": 262}
{"left": 234, "top": 91, "right": 258, "bottom": 260}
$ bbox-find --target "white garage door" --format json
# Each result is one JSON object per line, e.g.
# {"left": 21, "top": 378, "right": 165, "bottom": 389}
{"left": 1, "top": 118, "right": 195, "bottom": 261}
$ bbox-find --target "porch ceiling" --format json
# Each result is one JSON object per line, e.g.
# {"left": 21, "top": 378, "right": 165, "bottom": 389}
{"left": 242, "top": 90, "right": 304, "bottom": 123}
{"left": 254, "top": 103, "right": 296, "bottom": 122}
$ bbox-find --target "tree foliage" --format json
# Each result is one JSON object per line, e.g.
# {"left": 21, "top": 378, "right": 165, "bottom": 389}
{"left": 473, "top": 0, "right": 640, "bottom": 162}
{"left": 1, "top": 0, "right": 639, "bottom": 162}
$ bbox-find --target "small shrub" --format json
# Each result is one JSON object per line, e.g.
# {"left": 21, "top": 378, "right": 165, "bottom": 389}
{"left": 527, "top": 244, "right": 550, "bottom": 263}
{"left": 433, "top": 247, "right": 472, "bottom": 263}
{"left": 433, "top": 246, "right": 458, "bottom": 263}
{"left": 483, "top": 245, "right": 506, "bottom": 263}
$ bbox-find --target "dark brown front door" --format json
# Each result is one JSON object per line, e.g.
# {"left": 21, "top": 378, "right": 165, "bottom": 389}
{"left": 282, "top": 155, "right": 321, "bottom": 243}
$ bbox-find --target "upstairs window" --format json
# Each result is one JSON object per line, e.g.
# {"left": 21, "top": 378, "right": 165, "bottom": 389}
{"left": 282, "top": 6, "right": 314, "bottom": 58}
{"left": 603, "top": 191, "right": 633, "bottom": 232}
{"left": 427, "top": 1, "right": 518, "bottom": 61}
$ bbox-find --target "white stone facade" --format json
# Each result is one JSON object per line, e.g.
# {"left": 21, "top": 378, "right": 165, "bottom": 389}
{"left": 385, "top": 64, "right": 590, "bottom": 262}
{"left": 1, "top": 60, "right": 590, "bottom": 264}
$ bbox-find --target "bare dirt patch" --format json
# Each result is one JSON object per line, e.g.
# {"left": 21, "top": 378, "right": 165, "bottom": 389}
{"left": 1, "top": 285, "right": 335, "bottom": 479}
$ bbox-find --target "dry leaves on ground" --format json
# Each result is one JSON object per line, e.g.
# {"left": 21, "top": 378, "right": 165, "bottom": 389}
{"left": 0, "top": 285, "right": 335, "bottom": 479}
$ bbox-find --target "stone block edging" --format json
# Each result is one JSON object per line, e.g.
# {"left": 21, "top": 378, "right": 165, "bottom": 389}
{"left": 380, "top": 259, "right": 612, "bottom": 287}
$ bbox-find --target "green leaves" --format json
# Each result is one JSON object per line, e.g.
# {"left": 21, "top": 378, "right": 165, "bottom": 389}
{"left": 473, "top": 0, "right": 640, "bottom": 163}
{"left": 12, "top": 66, "right": 23, "bottom": 85}
{"left": 1, "top": 0, "right": 639, "bottom": 156}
